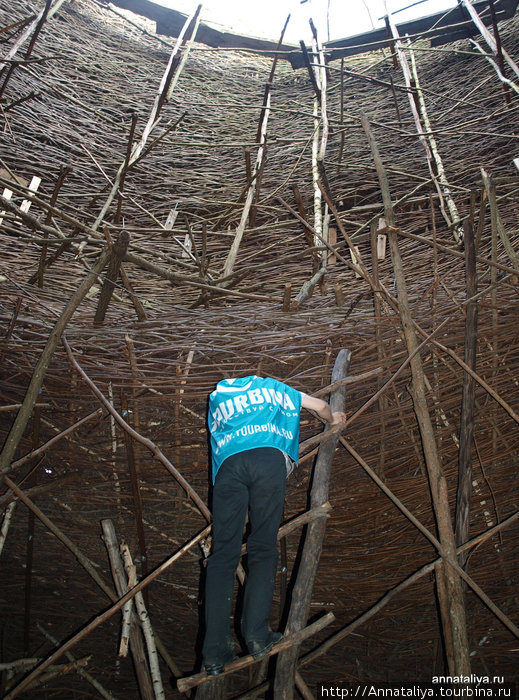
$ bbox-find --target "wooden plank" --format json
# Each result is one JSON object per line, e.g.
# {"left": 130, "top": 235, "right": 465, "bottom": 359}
{"left": 107, "top": 0, "right": 519, "bottom": 66}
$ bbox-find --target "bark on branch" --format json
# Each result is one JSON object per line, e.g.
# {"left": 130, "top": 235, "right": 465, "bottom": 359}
{"left": 274, "top": 349, "right": 350, "bottom": 697}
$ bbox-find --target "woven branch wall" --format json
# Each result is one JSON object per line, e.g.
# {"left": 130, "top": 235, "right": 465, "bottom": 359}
{"left": 0, "top": 0, "right": 518, "bottom": 696}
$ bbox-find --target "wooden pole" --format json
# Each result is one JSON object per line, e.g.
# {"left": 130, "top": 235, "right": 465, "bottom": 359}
{"left": 121, "top": 544, "right": 165, "bottom": 700}
{"left": 481, "top": 169, "right": 519, "bottom": 273}
{"left": 458, "top": 0, "right": 519, "bottom": 80}
{"left": 385, "top": 13, "right": 462, "bottom": 242}
{"left": 222, "top": 16, "right": 290, "bottom": 277}
{"left": 0, "top": 502, "right": 16, "bottom": 557}
{"left": 337, "top": 58, "right": 346, "bottom": 173}
{"left": 36, "top": 165, "right": 72, "bottom": 288}
{"left": 291, "top": 185, "right": 319, "bottom": 272}
{"left": 311, "top": 56, "right": 323, "bottom": 254}
{"left": 455, "top": 221, "right": 478, "bottom": 568}
{"left": 178, "top": 612, "right": 335, "bottom": 693}
{"left": 407, "top": 42, "right": 462, "bottom": 243}
{"left": 121, "top": 393, "right": 149, "bottom": 594}
{"left": 274, "top": 350, "right": 350, "bottom": 697}
{"left": 101, "top": 520, "right": 154, "bottom": 700}
{"left": 370, "top": 219, "right": 388, "bottom": 476}
{"left": 293, "top": 268, "right": 326, "bottom": 308}
{"left": 488, "top": 0, "right": 512, "bottom": 104}
{"left": 384, "top": 15, "right": 399, "bottom": 68}
{"left": 361, "top": 113, "right": 471, "bottom": 676}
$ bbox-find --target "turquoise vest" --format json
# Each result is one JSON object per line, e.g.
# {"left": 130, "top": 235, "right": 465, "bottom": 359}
{"left": 208, "top": 376, "right": 302, "bottom": 482}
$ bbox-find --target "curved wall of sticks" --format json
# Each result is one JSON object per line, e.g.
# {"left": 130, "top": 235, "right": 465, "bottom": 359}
{"left": 1, "top": 0, "right": 518, "bottom": 696}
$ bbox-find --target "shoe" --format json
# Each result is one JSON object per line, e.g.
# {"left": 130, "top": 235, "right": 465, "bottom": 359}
{"left": 247, "top": 631, "right": 283, "bottom": 660}
{"left": 204, "top": 649, "right": 238, "bottom": 676}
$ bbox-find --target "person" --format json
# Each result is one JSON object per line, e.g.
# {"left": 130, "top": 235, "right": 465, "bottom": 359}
{"left": 202, "top": 374, "right": 347, "bottom": 675}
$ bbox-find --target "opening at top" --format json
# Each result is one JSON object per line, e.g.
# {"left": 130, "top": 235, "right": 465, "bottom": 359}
{"left": 147, "top": 0, "right": 458, "bottom": 44}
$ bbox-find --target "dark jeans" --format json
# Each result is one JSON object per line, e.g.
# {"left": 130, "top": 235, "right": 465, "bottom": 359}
{"left": 202, "top": 446, "right": 286, "bottom": 664}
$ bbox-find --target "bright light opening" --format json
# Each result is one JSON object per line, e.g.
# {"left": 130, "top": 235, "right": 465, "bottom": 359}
{"left": 148, "top": 0, "right": 458, "bottom": 43}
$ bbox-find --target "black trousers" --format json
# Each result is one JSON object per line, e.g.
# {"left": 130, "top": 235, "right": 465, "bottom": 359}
{"left": 202, "top": 447, "right": 286, "bottom": 664}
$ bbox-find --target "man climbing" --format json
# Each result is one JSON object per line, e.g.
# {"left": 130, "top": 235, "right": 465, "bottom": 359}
{"left": 202, "top": 374, "right": 347, "bottom": 675}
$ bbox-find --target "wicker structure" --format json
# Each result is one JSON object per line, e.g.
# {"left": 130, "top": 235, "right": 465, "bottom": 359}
{"left": 0, "top": 0, "right": 518, "bottom": 697}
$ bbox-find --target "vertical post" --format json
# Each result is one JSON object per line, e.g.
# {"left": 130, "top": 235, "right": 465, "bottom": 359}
{"left": 222, "top": 16, "right": 290, "bottom": 277}
{"left": 488, "top": 0, "right": 512, "bottom": 105}
{"left": 292, "top": 185, "right": 319, "bottom": 273}
{"left": 361, "top": 114, "right": 471, "bottom": 676}
{"left": 455, "top": 221, "right": 478, "bottom": 568}
{"left": 337, "top": 58, "right": 345, "bottom": 174}
{"left": 121, "top": 393, "right": 149, "bottom": 598}
{"left": 385, "top": 10, "right": 462, "bottom": 242}
{"left": 23, "top": 408, "right": 41, "bottom": 653}
{"left": 370, "top": 220, "right": 387, "bottom": 476}
{"left": 94, "top": 230, "right": 129, "bottom": 324}
{"left": 282, "top": 283, "right": 292, "bottom": 312}
{"left": 101, "top": 520, "right": 154, "bottom": 700}
{"left": 274, "top": 349, "right": 351, "bottom": 698}
{"left": 36, "top": 165, "right": 72, "bottom": 288}
{"left": 384, "top": 15, "right": 398, "bottom": 68}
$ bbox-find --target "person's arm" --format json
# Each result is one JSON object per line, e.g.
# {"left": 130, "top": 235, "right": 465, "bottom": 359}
{"left": 301, "top": 394, "right": 347, "bottom": 426}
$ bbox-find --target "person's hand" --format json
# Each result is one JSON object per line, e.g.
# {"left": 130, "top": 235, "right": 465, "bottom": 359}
{"left": 330, "top": 411, "right": 347, "bottom": 425}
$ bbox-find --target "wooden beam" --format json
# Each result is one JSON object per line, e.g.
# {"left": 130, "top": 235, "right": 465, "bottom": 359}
{"left": 121, "top": 394, "right": 149, "bottom": 593}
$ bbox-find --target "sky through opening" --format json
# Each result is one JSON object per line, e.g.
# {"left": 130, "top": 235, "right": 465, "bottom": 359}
{"left": 149, "top": 0, "right": 458, "bottom": 43}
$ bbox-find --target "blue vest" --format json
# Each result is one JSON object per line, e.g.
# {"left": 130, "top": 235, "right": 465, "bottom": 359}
{"left": 208, "top": 376, "right": 303, "bottom": 482}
